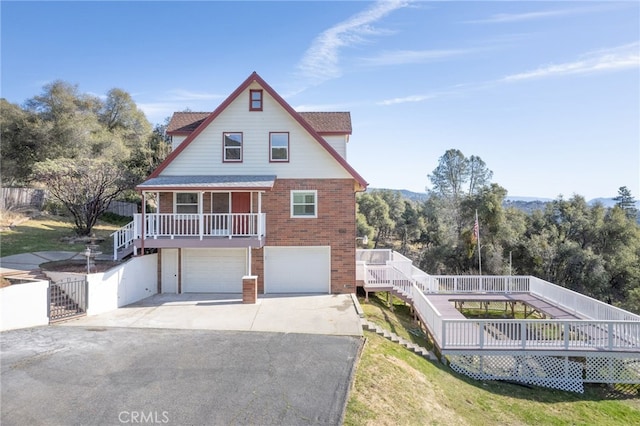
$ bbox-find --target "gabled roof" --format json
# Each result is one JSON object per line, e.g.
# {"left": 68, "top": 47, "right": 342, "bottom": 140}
{"left": 298, "top": 112, "right": 352, "bottom": 135}
{"left": 166, "top": 112, "right": 209, "bottom": 134}
{"left": 150, "top": 72, "right": 367, "bottom": 189}
{"left": 167, "top": 111, "right": 352, "bottom": 136}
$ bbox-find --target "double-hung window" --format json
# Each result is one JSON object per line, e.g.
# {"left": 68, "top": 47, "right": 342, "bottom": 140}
{"left": 175, "top": 192, "right": 198, "bottom": 214}
{"left": 291, "top": 190, "right": 317, "bottom": 218}
{"left": 223, "top": 132, "right": 243, "bottom": 162}
{"left": 270, "top": 132, "right": 289, "bottom": 162}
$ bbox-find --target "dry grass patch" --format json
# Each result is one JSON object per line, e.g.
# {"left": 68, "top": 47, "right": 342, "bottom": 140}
{"left": 0, "top": 215, "right": 118, "bottom": 257}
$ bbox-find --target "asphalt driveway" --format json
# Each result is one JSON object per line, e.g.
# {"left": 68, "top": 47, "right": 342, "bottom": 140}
{"left": 1, "top": 326, "right": 363, "bottom": 425}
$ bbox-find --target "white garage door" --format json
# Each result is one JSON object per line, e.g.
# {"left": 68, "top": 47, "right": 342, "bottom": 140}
{"left": 182, "top": 248, "right": 245, "bottom": 293}
{"left": 264, "top": 246, "right": 331, "bottom": 293}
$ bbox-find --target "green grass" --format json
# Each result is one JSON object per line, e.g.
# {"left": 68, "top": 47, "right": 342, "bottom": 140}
{"left": 345, "top": 291, "right": 640, "bottom": 426}
{"left": 358, "top": 292, "right": 433, "bottom": 350}
{"left": 0, "top": 215, "right": 119, "bottom": 257}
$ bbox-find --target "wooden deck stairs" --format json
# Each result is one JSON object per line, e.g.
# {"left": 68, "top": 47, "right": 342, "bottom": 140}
{"left": 361, "top": 319, "right": 438, "bottom": 361}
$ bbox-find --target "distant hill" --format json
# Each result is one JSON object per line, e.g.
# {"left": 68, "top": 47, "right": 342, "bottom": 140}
{"left": 369, "top": 188, "right": 429, "bottom": 203}
{"left": 368, "top": 189, "right": 640, "bottom": 220}
{"left": 503, "top": 199, "right": 549, "bottom": 214}
{"left": 587, "top": 198, "right": 640, "bottom": 209}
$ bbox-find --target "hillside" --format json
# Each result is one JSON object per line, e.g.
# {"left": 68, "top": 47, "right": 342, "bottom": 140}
{"left": 368, "top": 188, "right": 640, "bottom": 217}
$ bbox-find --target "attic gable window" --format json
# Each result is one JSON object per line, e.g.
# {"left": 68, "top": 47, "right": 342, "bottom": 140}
{"left": 250, "top": 89, "right": 263, "bottom": 111}
{"left": 223, "top": 132, "right": 243, "bottom": 162}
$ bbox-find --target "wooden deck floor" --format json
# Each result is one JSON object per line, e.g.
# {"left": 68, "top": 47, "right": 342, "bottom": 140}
{"left": 425, "top": 293, "right": 583, "bottom": 320}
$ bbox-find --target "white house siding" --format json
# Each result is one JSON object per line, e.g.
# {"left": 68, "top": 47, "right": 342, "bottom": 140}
{"left": 161, "top": 82, "right": 351, "bottom": 179}
{"left": 171, "top": 135, "right": 187, "bottom": 151}
{"left": 323, "top": 135, "right": 347, "bottom": 159}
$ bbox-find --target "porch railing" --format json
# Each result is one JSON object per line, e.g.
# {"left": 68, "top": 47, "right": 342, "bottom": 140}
{"left": 441, "top": 319, "right": 640, "bottom": 351}
{"left": 357, "top": 249, "right": 640, "bottom": 352}
{"left": 111, "top": 213, "right": 266, "bottom": 259}
{"left": 139, "top": 213, "right": 265, "bottom": 239}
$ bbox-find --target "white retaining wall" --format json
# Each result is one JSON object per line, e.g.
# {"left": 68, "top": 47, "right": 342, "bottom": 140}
{"left": 86, "top": 254, "right": 157, "bottom": 315}
{"left": 47, "top": 255, "right": 157, "bottom": 315}
{"left": 1, "top": 254, "right": 158, "bottom": 331}
{"left": 0, "top": 279, "right": 50, "bottom": 331}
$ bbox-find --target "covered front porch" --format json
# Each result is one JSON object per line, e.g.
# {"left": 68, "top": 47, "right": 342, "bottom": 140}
{"left": 112, "top": 175, "right": 275, "bottom": 258}
{"left": 129, "top": 212, "right": 266, "bottom": 249}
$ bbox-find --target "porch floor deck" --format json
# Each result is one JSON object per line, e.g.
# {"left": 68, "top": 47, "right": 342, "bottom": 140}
{"left": 134, "top": 235, "right": 264, "bottom": 249}
{"left": 426, "top": 293, "right": 584, "bottom": 320}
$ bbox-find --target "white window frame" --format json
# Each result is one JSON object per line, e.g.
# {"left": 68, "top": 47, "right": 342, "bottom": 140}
{"left": 270, "top": 132, "right": 289, "bottom": 162}
{"left": 223, "top": 132, "right": 243, "bottom": 162}
{"left": 174, "top": 192, "right": 199, "bottom": 214}
{"left": 291, "top": 190, "right": 317, "bottom": 218}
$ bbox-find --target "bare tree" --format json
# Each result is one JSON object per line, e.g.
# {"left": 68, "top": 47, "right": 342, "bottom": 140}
{"left": 32, "top": 158, "right": 131, "bottom": 235}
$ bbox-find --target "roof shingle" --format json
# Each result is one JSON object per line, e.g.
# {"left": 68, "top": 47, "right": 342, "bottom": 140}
{"left": 166, "top": 112, "right": 210, "bottom": 134}
{"left": 298, "top": 112, "right": 352, "bottom": 134}
{"left": 166, "top": 111, "right": 351, "bottom": 135}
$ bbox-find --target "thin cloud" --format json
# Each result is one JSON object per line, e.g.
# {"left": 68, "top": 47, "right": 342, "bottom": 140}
{"left": 360, "top": 48, "right": 478, "bottom": 67}
{"left": 503, "top": 42, "right": 640, "bottom": 82}
{"left": 296, "top": 0, "right": 410, "bottom": 86}
{"left": 376, "top": 43, "right": 639, "bottom": 107}
{"left": 377, "top": 94, "right": 436, "bottom": 106}
{"left": 465, "top": 4, "right": 625, "bottom": 24}
{"left": 167, "top": 89, "right": 224, "bottom": 101}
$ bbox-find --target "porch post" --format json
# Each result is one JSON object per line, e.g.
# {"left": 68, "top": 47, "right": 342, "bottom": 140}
{"left": 140, "top": 191, "right": 146, "bottom": 255}
{"left": 198, "top": 191, "right": 204, "bottom": 240}
{"left": 258, "top": 192, "right": 263, "bottom": 239}
{"left": 228, "top": 192, "right": 232, "bottom": 239}
{"left": 156, "top": 192, "right": 159, "bottom": 234}
{"left": 247, "top": 246, "right": 252, "bottom": 276}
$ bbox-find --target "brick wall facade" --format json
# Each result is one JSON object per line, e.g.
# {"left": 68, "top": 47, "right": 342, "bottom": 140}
{"left": 255, "top": 178, "right": 357, "bottom": 294}
{"left": 153, "top": 178, "right": 357, "bottom": 294}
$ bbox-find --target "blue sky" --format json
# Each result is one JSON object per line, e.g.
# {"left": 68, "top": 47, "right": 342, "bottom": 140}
{"left": 2, "top": 1, "right": 638, "bottom": 200}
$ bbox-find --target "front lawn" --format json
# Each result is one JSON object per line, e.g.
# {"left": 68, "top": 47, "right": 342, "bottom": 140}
{"left": 0, "top": 214, "right": 119, "bottom": 257}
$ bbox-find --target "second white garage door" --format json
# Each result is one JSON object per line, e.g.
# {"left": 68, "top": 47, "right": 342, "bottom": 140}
{"left": 264, "top": 246, "right": 331, "bottom": 294}
{"left": 182, "top": 248, "right": 245, "bottom": 293}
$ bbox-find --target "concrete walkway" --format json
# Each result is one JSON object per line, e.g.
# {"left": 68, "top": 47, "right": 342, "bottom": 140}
{"left": 61, "top": 293, "right": 364, "bottom": 336}
{"left": 0, "top": 250, "right": 111, "bottom": 275}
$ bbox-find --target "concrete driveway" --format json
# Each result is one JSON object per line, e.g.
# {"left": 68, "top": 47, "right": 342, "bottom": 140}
{"left": 61, "top": 293, "right": 364, "bottom": 336}
{"left": 1, "top": 326, "right": 363, "bottom": 425}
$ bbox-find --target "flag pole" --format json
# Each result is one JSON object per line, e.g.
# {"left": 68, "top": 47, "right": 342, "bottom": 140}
{"left": 475, "top": 210, "right": 482, "bottom": 276}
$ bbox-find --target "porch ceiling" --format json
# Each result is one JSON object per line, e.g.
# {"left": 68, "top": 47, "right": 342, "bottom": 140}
{"left": 137, "top": 175, "right": 277, "bottom": 191}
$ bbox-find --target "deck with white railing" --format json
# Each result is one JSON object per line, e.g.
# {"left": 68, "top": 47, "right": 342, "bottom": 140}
{"left": 356, "top": 249, "right": 640, "bottom": 354}
{"left": 111, "top": 213, "right": 266, "bottom": 259}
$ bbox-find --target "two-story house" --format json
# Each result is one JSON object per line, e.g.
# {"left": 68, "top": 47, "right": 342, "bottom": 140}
{"left": 122, "top": 72, "right": 367, "bottom": 295}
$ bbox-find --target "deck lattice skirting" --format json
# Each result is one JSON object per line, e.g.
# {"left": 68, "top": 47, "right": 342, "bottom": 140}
{"left": 356, "top": 249, "right": 640, "bottom": 392}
